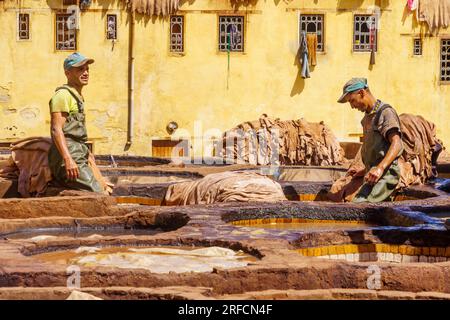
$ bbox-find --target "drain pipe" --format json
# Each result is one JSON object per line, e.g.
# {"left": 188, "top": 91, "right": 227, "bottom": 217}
{"left": 126, "top": 10, "right": 135, "bottom": 149}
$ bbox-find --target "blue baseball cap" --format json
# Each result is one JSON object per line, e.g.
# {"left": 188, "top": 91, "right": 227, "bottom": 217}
{"left": 64, "top": 52, "right": 94, "bottom": 70}
{"left": 337, "top": 78, "right": 369, "bottom": 103}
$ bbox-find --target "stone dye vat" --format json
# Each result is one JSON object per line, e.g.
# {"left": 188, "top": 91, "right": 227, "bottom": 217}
{"left": 33, "top": 246, "right": 255, "bottom": 273}
{"left": 297, "top": 244, "right": 450, "bottom": 263}
{"left": 111, "top": 165, "right": 450, "bottom": 207}
{"left": 0, "top": 161, "right": 449, "bottom": 299}
{"left": 4, "top": 227, "right": 163, "bottom": 241}
{"left": 230, "top": 218, "right": 376, "bottom": 232}
{"left": 0, "top": 194, "right": 189, "bottom": 236}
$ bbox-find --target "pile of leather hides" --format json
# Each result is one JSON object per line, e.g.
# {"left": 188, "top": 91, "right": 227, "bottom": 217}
{"left": 0, "top": 137, "right": 111, "bottom": 197}
{"left": 221, "top": 114, "right": 346, "bottom": 166}
{"left": 162, "top": 171, "right": 287, "bottom": 205}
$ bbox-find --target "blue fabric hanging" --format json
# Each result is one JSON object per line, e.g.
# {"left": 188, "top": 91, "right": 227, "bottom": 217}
{"left": 300, "top": 31, "right": 310, "bottom": 79}
{"left": 229, "top": 24, "right": 238, "bottom": 50}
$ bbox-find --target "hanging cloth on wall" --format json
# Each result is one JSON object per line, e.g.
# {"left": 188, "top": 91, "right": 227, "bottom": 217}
{"left": 306, "top": 33, "right": 318, "bottom": 66}
{"left": 299, "top": 31, "right": 310, "bottom": 79}
{"left": 230, "top": 24, "right": 239, "bottom": 48}
{"left": 370, "top": 23, "right": 376, "bottom": 65}
{"left": 407, "top": 0, "right": 419, "bottom": 11}
{"left": 407, "top": 0, "right": 420, "bottom": 21}
{"left": 226, "top": 25, "right": 239, "bottom": 90}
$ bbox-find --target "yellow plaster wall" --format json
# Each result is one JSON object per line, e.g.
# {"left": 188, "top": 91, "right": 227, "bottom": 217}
{"left": 0, "top": 0, "right": 449, "bottom": 157}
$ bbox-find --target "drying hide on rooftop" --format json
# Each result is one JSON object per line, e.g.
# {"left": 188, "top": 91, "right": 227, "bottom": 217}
{"left": 418, "top": 0, "right": 450, "bottom": 31}
{"left": 124, "top": 0, "right": 180, "bottom": 17}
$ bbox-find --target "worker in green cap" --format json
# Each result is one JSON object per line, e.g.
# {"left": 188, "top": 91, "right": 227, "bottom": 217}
{"left": 47, "top": 52, "right": 102, "bottom": 192}
{"left": 338, "top": 78, "right": 403, "bottom": 203}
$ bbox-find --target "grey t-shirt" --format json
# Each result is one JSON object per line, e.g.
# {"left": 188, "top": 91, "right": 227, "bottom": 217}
{"left": 361, "top": 104, "right": 402, "bottom": 140}
{"left": 376, "top": 106, "right": 402, "bottom": 139}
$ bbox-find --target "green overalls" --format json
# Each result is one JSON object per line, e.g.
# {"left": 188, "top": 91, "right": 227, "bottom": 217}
{"left": 352, "top": 103, "right": 403, "bottom": 203}
{"left": 48, "top": 86, "right": 102, "bottom": 193}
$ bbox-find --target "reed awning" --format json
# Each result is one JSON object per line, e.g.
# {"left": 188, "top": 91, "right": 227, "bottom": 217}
{"left": 124, "top": 0, "right": 180, "bottom": 17}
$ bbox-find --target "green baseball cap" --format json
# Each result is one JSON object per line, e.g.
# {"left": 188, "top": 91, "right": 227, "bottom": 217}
{"left": 337, "top": 78, "right": 369, "bottom": 103}
{"left": 64, "top": 52, "right": 94, "bottom": 70}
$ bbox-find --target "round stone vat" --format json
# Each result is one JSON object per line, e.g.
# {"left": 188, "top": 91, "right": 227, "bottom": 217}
{"left": 230, "top": 218, "right": 376, "bottom": 233}
{"left": 296, "top": 243, "right": 450, "bottom": 263}
{"left": 96, "top": 155, "right": 171, "bottom": 167}
{"left": 0, "top": 196, "right": 190, "bottom": 237}
{"left": 3, "top": 227, "right": 163, "bottom": 241}
{"left": 237, "top": 166, "right": 346, "bottom": 183}
{"left": 108, "top": 162, "right": 449, "bottom": 207}
{"left": 104, "top": 172, "right": 198, "bottom": 185}
{"left": 30, "top": 245, "right": 256, "bottom": 274}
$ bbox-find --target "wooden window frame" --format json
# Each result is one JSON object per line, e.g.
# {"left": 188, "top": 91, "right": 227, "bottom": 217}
{"left": 299, "top": 13, "right": 325, "bottom": 52}
{"left": 217, "top": 15, "right": 246, "bottom": 53}
{"left": 352, "top": 14, "right": 378, "bottom": 53}
{"left": 17, "top": 12, "right": 31, "bottom": 41}
{"left": 55, "top": 12, "right": 78, "bottom": 52}
{"left": 169, "top": 14, "right": 185, "bottom": 55}
{"left": 106, "top": 14, "right": 118, "bottom": 40}
{"left": 439, "top": 38, "right": 450, "bottom": 84}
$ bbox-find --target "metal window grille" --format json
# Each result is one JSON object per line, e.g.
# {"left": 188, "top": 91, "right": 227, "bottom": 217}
{"left": 170, "top": 15, "right": 184, "bottom": 52}
{"left": 63, "top": 0, "right": 78, "bottom": 5}
{"left": 440, "top": 39, "right": 450, "bottom": 82}
{"left": 219, "top": 16, "right": 244, "bottom": 52}
{"left": 353, "top": 15, "right": 377, "bottom": 52}
{"left": 299, "top": 14, "right": 324, "bottom": 51}
{"left": 18, "top": 13, "right": 30, "bottom": 40}
{"left": 56, "top": 14, "right": 77, "bottom": 50}
{"left": 106, "top": 14, "right": 117, "bottom": 40}
{"left": 413, "top": 38, "right": 422, "bottom": 56}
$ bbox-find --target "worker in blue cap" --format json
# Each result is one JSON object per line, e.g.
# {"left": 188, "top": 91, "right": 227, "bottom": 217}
{"left": 338, "top": 78, "right": 404, "bottom": 202}
{"left": 47, "top": 52, "right": 102, "bottom": 192}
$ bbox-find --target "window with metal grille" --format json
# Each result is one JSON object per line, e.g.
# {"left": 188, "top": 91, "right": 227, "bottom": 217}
{"left": 413, "top": 38, "right": 422, "bottom": 56}
{"left": 299, "top": 14, "right": 324, "bottom": 52}
{"left": 63, "top": 0, "right": 78, "bottom": 5}
{"left": 17, "top": 13, "right": 30, "bottom": 40}
{"left": 106, "top": 14, "right": 117, "bottom": 40}
{"left": 170, "top": 15, "right": 184, "bottom": 52}
{"left": 56, "top": 14, "right": 77, "bottom": 50}
{"left": 353, "top": 15, "right": 377, "bottom": 52}
{"left": 218, "top": 16, "right": 244, "bottom": 52}
{"left": 440, "top": 39, "right": 450, "bottom": 82}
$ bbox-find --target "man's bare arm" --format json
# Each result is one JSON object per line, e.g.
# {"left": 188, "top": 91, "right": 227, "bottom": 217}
{"left": 50, "top": 112, "right": 79, "bottom": 180}
{"left": 365, "top": 130, "right": 403, "bottom": 185}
